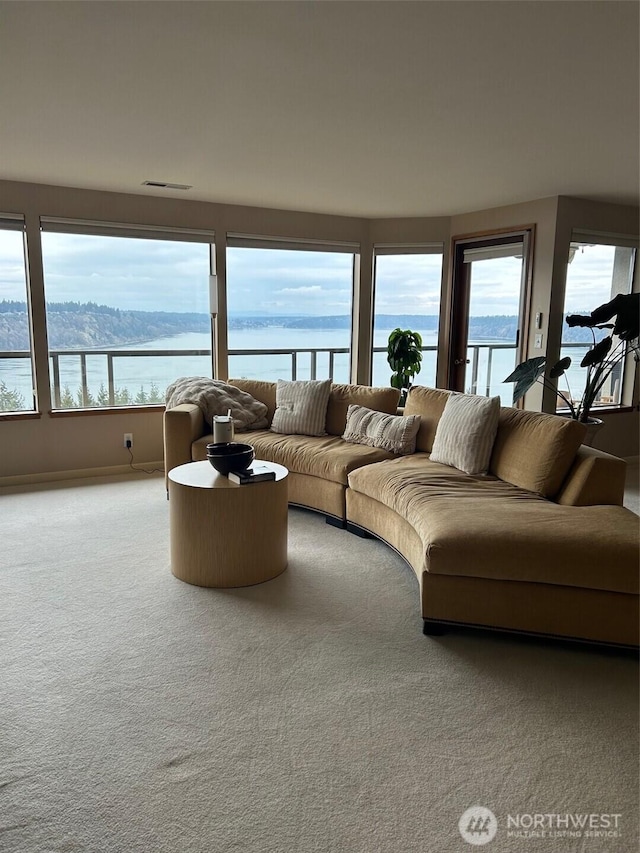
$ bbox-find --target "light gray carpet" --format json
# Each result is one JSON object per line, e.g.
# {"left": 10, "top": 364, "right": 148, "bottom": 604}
{"left": 0, "top": 474, "right": 637, "bottom": 853}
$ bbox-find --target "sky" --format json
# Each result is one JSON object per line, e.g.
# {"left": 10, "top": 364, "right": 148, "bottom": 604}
{"left": 0, "top": 230, "right": 632, "bottom": 320}
{"left": 564, "top": 243, "right": 633, "bottom": 314}
{"left": 226, "top": 247, "right": 354, "bottom": 316}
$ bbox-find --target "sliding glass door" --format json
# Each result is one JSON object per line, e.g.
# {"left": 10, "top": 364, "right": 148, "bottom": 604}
{"left": 449, "top": 231, "right": 533, "bottom": 400}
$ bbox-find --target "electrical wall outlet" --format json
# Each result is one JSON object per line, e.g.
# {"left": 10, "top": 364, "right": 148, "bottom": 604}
{"left": 123, "top": 433, "right": 133, "bottom": 448}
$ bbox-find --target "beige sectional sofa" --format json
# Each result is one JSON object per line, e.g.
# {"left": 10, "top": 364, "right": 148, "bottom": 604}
{"left": 165, "top": 379, "right": 401, "bottom": 523}
{"left": 164, "top": 379, "right": 639, "bottom": 647}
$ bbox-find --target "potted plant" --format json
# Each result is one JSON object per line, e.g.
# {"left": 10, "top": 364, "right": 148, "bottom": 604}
{"left": 504, "top": 292, "right": 639, "bottom": 425}
{"left": 387, "top": 327, "right": 423, "bottom": 406}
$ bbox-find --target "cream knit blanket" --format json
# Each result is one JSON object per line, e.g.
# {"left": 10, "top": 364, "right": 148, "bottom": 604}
{"left": 165, "top": 377, "right": 269, "bottom": 431}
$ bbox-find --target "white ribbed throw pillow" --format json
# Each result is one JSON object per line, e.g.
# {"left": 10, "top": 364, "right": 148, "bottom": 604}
{"left": 430, "top": 393, "right": 500, "bottom": 474}
{"left": 270, "top": 379, "right": 332, "bottom": 436}
{"left": 342, "top": 405, "right": 421, "bottom": 455}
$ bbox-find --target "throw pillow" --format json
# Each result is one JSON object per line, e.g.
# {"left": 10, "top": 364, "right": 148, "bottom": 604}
{"left": 430, "top": 393, "right": 500, "bottom": 475}
{"left": 270, "top": 379, "right": 332, "bottom": 436}
{"left": 342, "top": 404, "right": 421, "bottom": 455}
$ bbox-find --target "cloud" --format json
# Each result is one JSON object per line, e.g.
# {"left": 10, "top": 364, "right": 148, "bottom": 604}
{"left": 374, "top": 253, "right": 444, "bottom": 314}
{"left": 276, "top": 285, "right": 323, "bottom": 294}
{"left": 13, "top": 231, "right": 622, "bottom": 326}
{"left": 564, "top": 244, "right": 622, "bottom": 314}
{"left": 0, "top": 231, "right": 29, "bottom": 300}
{"left": 38, "top": 232, "right": 211, "bottom": 312}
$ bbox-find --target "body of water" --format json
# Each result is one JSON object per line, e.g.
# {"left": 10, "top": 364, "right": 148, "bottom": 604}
{"left": 0, "top": 326, "right": 593, "bottom": 410}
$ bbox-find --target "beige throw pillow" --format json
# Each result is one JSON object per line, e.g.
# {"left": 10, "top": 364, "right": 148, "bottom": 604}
{"left": 430, "top": 393, "right": 500, "bottom": 475}
{"left": 270, "top": 379, "right": 332, "bottom": 436}
{"left": 342, "top": 405, "right": 421, "bottom": 455}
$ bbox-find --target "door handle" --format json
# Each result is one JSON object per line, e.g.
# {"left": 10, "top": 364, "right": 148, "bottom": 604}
{"left": 454, "top": 358, "right": 470, "bottom": 365}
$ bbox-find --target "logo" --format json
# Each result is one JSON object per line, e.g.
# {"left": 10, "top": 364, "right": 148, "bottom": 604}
{"left": 459, "top": 806, "right": 498, "bottom": 846}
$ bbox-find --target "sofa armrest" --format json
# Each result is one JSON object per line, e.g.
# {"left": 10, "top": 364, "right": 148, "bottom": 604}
{"left": 164, "top": 404, "right": 205, "bottom": 486}
{"left": 555, "top": 445, "right": 626, "bottom": 506}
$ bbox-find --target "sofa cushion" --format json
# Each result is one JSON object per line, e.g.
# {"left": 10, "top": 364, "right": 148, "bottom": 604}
{"left": 229, "top": 379, "right": 277, "bottom": 423}
{"left": 326, "top": 383, "right": 400, "bottom": 436}
{"left": 270, "top": 379, "right": 332, "bottom": 436}
{"left": 348, "top": 456, "right": 639, "bottom": 594}
{"left": 228, "top": 380, "right": 400, "bottom": 435}
{"left": 342, "top": 405, "right": 421, "bottom": 455}
{"left": 412, "top": 500, "right": 639, "bottom": 594}
{"left": 489, "top": 408, "right": 586, "bottom": 498}
{"left": 194, "top": 430, "right": 394, "bottom": 485}
{"left": 403, "top": 386, "right": 450, "bottom": 452}
{"left": 348, "top": 454, "right": 539, "bottom": 525}
{"left": 429, "top": 393, "right": 500, "bottom": 474}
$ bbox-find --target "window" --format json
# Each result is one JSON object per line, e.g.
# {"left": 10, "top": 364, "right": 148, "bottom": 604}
{"left": 372, "top": 245, "right": 444, "bottom": 387}
{"left": 40, "top": 220, "right": 213, "bottom": 409}
{"left": 0, "top": 215, "right": 36, "bottom": 414}
{"left": 560, "top": 233, "right": 637, "bottom": 410}
{"left": 226, "top": 235, "right": 357, "bottom": 382}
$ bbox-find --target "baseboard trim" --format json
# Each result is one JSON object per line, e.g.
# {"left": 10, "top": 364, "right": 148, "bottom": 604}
{"left": 0, "top": 462, "right": 165, "bottom": 488}
{"left": 4, "top": 454, "right": 637, "bottom": 487}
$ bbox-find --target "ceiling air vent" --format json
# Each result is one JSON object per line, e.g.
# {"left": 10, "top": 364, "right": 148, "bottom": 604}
{"left": 142, "top": 181, "right": 192, "bottom": 190}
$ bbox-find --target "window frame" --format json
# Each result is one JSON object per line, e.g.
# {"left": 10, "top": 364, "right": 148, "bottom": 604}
{"left": 0, "top": 213, "right": 38, "bottom": 417}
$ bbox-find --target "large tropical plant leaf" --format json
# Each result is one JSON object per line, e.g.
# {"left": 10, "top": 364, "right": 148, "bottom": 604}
{"left": 503, "top": 356, "right": 546, "bottom": 404}
{"left": 567, "top": 293, "right": 639, "bottom": 342}
{"left": 580, "top": 335, "right": 612, "bottom": 367}
{"left": 549, "top": 356, "right": 571, "bottom": 378}
{"left": 614, "top": 292, "right": 640, "bottom": 341}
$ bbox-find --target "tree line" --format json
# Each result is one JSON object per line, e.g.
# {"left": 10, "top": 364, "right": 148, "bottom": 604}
{"left": 0, "top": 380, "right": 166, "bottom": 413}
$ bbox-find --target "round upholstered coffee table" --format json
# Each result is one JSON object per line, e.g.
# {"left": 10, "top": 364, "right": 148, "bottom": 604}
{"left": 168, "top": 460, "right": 288, "bottom": 588}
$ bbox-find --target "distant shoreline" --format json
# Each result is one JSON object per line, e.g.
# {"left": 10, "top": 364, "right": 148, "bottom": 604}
{"left": 0, "top": 300, "right": 599, "bottom": 349}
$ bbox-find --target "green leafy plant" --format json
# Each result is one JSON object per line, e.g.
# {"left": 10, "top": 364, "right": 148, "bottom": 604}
{"left": 387, "top": 328, "right": 423, "bottom": 404}
{"left": 504, "top": 292, "right": 640, "bottom": 422}
{"left": 0, "top": 380, "right": 25, "bottom": 412}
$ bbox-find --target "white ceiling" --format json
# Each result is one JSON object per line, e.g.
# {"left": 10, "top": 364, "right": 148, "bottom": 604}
{"left": 0, "top": 1, "right": 638, "bottom": 218}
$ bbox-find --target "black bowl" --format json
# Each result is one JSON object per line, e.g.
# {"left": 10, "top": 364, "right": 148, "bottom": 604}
{"left": 206, "top": 442, "right": 255, "bottom": 475}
